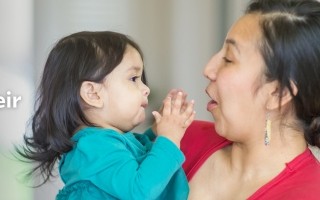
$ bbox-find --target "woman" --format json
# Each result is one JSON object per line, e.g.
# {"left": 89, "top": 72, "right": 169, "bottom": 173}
{"left": 181, "top": 0, "right": 320, "bottom": 199}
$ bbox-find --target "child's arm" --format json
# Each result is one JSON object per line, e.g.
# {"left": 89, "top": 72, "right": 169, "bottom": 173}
{"left": 73, "top": 131, "right": 185, "bottom": 200}
{"left": 141, "top": 127, "right": 157, "bottom": 141}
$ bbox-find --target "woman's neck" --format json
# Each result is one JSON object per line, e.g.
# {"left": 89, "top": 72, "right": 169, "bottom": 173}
{"left": 227, "top": 128, "right": 307, "bottom": 180}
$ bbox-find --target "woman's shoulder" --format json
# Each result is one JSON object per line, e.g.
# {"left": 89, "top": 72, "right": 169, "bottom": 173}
{"left": 281, "top": 149, "right": 320, "bottom": 188}
{"left": 181, "top": 120, "right": 231, "bottom": 180}
{"left": 249, "top": 149, "right": 320, "bottom": 200}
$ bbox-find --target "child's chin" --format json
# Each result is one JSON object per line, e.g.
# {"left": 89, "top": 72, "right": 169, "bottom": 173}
{"left": 137, "top": 116, "right": 146, "bottom": 125}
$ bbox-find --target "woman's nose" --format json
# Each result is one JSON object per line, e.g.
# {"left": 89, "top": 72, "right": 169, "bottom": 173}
{"left": 203, "top": 54, "right": 219, "bottom": 81}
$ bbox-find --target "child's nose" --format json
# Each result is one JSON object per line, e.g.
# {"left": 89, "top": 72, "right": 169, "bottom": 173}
{"left": 143, "top": 85, "right": 150, "bottom": 96}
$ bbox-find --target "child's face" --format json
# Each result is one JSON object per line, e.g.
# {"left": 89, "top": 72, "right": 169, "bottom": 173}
{"left": 100, "top": 45, "right": 150, "bottom": 132}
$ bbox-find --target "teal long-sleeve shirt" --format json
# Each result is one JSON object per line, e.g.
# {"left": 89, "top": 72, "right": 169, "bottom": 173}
{"left": 56, "top": 127, "right": 189, "bottom": 200}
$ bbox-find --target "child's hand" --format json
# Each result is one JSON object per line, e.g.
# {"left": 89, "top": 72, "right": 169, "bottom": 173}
{"left": 155, "top": 89, "right": 188, "bottom": 115}
{"left": 152, "top": 91, "right": 195, "bottom": 148}
{"left": 151, "top": 89, "right": 188, "bottom": 133}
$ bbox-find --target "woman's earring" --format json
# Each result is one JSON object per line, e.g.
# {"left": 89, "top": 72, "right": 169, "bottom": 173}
{"left": 264, "top": 112, "right": 271, "bottom": 146}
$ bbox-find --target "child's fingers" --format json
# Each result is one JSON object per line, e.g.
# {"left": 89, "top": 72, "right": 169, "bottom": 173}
{"left": 172, "top": 92, "right": 183, "bottom": 115}
{"left": 169, "top": 89, "right": 185, "bottom": 104}
{"left": 168, "top": 89, "right": 179, "bottom": 97}
{"left": 183, "top": 99, "right": 195, "bottom": 119}
{"left": 181, "top": 101, "right": 189, "bottom": 113}
{"left": 181, "top": 92, "right": 187, "bottom": 103}
{"left": 184, "top": 111, "right": 196, "bottom": 127}
{"left": 182, "top": 100, "right": 196, "bottom": 128}
{"left": 152, "top": 111, "right": 162, "bottom": 123}
{"left": 167, "top": 89, "right": 180, "bottom": 102}
{"left": 179, "top": 92, "right": 188, "bottom": 112}
{"left": 162, "top": 96, "right": 172, "bottom": 116}
{"left": 158, "top": 90, "right": 175, "bottom": 114}
{"left": 176, "top": 89, "right": 187, "bottom": 102}
{"left": 185, "top": 99, "right": 195, "bottom": 112}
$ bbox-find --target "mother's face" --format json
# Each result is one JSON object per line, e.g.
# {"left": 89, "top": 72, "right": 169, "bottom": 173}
{"left": 203, "top": 14, "right": 270, "bottom": 143}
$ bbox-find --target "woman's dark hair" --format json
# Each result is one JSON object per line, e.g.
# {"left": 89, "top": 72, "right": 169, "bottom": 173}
{"left": 246, "top": 0, "right": 320, "bottom": 147}
{"left": 16, "top": 31, "right": 146, "bottom": 185}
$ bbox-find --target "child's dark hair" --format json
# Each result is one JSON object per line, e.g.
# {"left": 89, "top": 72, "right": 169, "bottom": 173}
{"left": 16, "top": 31, "right": 146, "bottom": 185}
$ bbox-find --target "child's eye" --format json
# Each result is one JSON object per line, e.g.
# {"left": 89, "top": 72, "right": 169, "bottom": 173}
{"left": 130, "top": 76, "right": 139, "bottom": 82}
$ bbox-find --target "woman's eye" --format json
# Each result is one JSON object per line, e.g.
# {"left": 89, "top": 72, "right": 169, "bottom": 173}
{"left": 223, "top": 57, "right": 232, "bottom": 63}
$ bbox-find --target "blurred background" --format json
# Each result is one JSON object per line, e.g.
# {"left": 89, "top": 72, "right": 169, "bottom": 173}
{"left": 0, "top": 0, "right": 250, "bottom": 199}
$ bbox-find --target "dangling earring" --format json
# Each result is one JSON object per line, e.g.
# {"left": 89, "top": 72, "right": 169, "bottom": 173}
{"left": 264, "top": 112, "right": 272, "bottom": 146}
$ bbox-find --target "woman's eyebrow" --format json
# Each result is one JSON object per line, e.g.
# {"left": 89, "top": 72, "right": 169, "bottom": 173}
{"left": 225, "top": 38, "right": 240, "bottom": 54}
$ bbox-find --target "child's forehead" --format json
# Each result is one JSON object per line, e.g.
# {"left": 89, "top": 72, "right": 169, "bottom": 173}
{"left": 112, "top": 47, "right": 144, "bottom": 74}
{"left": 125, "top": 45, "right": 140, "bottom": 55}
{"left": 123, "top": 46, "right": 143, "bottom": 63}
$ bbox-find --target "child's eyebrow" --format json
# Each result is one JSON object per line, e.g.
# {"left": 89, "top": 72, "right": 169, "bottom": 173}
{"left": 128, "top": 66, "right": 143, "bottom": 72}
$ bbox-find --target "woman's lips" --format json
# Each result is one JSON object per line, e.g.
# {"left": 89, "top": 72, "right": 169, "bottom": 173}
{"left": 207, "top": 99, "right": 217, "bottom": 111}
{"left": 205, "top": 89, "right": 218, "bottom": 111}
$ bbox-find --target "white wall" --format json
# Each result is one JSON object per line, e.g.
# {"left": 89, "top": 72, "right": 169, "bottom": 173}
{"left": 0, "top": 0, "right": 34, "bottom": 200}
{"left": 33, "top": 0, "right": 248, "bottom": 124}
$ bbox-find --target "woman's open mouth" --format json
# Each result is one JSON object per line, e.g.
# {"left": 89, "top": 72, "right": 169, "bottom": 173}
{"left": 207, "top": 99, "right": 218, "bottom": 111}
{"left": 206, "top": 90, "right": 218, "bottom": 111}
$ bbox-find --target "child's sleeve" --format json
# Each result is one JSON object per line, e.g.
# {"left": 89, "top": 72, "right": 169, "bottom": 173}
{"left": 76, "top": 131, "right": 185, "bottom": 200}
{"left": 142, "top": 127, "right": 156, "bottom": 141}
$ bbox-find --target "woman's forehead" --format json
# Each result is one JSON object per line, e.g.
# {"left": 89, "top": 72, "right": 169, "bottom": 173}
{"left": 225, "top": 14, "right": 262, "bottom": 52}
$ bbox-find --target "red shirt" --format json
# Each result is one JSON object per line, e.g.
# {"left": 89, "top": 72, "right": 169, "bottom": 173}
{"left": 181, "top": 120, "right": 320, "bottom": 200}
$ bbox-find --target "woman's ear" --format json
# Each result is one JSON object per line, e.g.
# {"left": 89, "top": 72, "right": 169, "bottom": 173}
{"left": 266, "top": 80, "right": 298, "bottom": 110}
{"left": 80, "top": 81, "right": 104, "bottom": 108}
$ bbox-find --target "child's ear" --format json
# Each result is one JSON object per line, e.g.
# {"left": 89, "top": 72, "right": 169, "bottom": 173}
{"left": 80, "top": 81, "right": 104, "bottom": 108}
{"left": 266, "top": 80, "right": 298, "bottom": 110}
